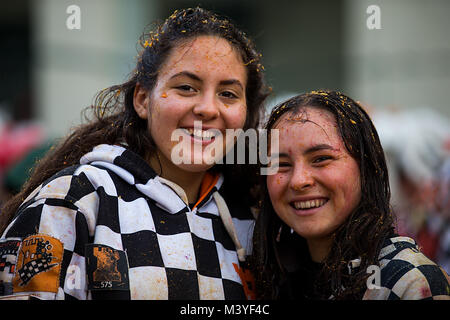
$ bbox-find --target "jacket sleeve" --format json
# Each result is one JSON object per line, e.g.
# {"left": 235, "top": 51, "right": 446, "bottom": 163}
{"left": 364, "top": 249, "right": 450, "bottom": 300}
{"left": 0, "top": 170, "right": 98, "bottom": 300}
{"left": 399, "top": 264, "right": 450, "bottom": 300}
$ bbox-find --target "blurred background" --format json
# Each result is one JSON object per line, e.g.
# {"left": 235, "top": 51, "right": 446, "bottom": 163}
{"left": 1, "top": 0, "right": 449, "bottom": 272}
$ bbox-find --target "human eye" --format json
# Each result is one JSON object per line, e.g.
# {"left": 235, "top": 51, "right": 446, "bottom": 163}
{"left": 312, "top": 155, "right": 333, "bottom": 165}
{"left": 271, "top": 159, "right": 291, "bottom": 172}
{"left": 175, "top": 84, "right": 197, "bottom": 93}
{"left": 219, "top": 90, "right": 238, "bottom": 99}
{"left": 278, "top": 161, "right": 292, "bottom": 167}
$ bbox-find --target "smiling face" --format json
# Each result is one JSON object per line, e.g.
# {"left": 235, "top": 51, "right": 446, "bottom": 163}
{"left": 134, "top": 35, "right": 248, "bottom": 173}
{"left": 267, "top": 107, "right": 362, "bottom": 249}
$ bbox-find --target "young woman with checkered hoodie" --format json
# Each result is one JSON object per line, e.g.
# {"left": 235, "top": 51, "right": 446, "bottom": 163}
{"left": 251, "top": 90, "right": 450, "bottom": 300}
{"left": 0, "top": 7, "right": 270, "bottom": 300}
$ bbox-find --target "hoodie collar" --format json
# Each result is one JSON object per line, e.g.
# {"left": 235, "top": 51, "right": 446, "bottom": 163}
{"left": 80, "top": 144, "right": 244, "bottom": 261}
{"left": 80, "top": 144, "right": 223, "bottom": 214}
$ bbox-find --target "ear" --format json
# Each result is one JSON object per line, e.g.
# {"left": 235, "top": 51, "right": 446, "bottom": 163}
{"left": 133, "top": 83, "right": 150, "bottom": 120}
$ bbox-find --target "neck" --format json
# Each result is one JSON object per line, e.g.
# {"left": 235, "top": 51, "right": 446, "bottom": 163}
{"left": 149, "top": 151, "right": 206, "bottom": 204}
{"left": 306, "top": 236, "right": 333, "bottom": 263}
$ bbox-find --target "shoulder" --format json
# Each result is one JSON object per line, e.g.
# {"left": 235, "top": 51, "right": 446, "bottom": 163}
{"left": 364, "top": 236, "right": 450, "bottom": 300}
{"left": 7, "top": 163, "right": 117, "bottom": 230}
{"left": 19, "top": 164, "right": 112, "bottom": 208}
{"left": 2, "top": 164, "right": 109, "bottom": 237}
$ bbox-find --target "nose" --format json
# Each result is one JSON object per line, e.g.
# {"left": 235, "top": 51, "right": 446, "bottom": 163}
{"left": 192, "top": 92, "right": 220, "bottom": 120}
{"left": 289, "top": 162, "right": 315, "bottom": 192}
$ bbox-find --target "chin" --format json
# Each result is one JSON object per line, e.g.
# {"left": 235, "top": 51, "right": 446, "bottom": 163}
{"left": 177, "top": 162, "right": 216, "bottom": 173}
{"left": 291, "top": 224, "right": 326, "bottom": 240}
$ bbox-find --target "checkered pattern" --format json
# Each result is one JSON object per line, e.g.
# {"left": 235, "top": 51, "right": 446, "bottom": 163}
{"left": 18, "top": 259, "right": 57, "bottom": 286}
{"left": 0, "top": 238, "right": 21, "bottom": 295}
{"left": 0, "top": 144, "right": 254, "bottom": 300}
{"left": 363, "top": 236, "right": 450, "bottom": 300}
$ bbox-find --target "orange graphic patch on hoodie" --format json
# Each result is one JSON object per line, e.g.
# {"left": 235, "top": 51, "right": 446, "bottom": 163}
{"left": 12, "top": 234, "right": 63, "bottom": 293}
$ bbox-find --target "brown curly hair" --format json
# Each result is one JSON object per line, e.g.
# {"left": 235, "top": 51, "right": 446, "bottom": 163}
{"left": 0, "top": 7, "right": 270, "bottom": 234}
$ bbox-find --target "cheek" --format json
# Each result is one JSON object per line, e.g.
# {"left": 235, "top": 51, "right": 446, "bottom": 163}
{"left": 267, "top": 174, "right": 288, "bottom": 203}
{"left": 149, "top": 106, "right": 174, "bottom": 147}
{"left": 223, "top": 105, "right": 247, "bottom": 129}
{"left": 149, "top": 97, "right": 184, "bottom": 132}
{"left": 343, "top": 162, "right": 361, "bottom": 198}
{"left": 331, "top": 163, "right": 362, "bottom": 215}
{"left": 347, "top": 174, "right": 362, "bottom": 207}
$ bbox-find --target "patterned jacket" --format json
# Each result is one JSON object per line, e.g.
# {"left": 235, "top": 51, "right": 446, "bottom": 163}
{"left": 0, "top": 144, "right": 255, "bottom": 300}
{"left": 362, "top": 236, "right": 450, "bottom": 299}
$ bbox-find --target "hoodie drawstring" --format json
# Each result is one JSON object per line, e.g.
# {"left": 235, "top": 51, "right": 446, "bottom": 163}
{"left": 157, "top": 177, "right": 246, "bottom": 262}
{"left": 213, "top": 191, "right": 246, "bottom": 262}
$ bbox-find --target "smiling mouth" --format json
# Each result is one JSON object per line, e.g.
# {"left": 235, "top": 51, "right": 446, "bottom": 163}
{"left": 181, "top": 128, "right": 218, "bottom": 141}
{"left": 290, "top": 199, "right": 328, "bottom": 210}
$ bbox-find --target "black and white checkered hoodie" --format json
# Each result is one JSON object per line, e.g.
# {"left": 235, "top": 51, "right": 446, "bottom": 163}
{"left": 349, "top": 236, "right": 450, "bottom": 299}
{"left": 0, "top": 144, "right": 255, "bottom": 300}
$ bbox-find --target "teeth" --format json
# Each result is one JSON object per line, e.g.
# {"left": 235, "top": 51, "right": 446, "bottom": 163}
{"left": 184, "top": 128, "right": 215, "bottom": 140}
{"left": 293, "top": 199, "right": 326, "bottom": 210}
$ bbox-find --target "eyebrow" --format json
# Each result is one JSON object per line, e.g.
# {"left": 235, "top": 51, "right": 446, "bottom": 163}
{"left": 270, "top": 144, "right": 337, "bottom": 159}
{"left": 170, "top": 71, "right": 244, "bottom": 90}
{"left": 268, "top": 152, "right": 289, "bottom": 159}
{"left": 304, "top": 144, "right": 337, "bottom": 154}
{"left": 170, "top": 71, "right": 201, "bottom": 82}
{"left": 219, "top": 79, "right": 244, "bottom": 90}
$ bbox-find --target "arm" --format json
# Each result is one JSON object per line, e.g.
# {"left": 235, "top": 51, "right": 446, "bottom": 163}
{"left": 0, "top": 170, "right": 98, "bottom": 300}
{"left": 400, "top": 265, "right": 450, "bottom": 300}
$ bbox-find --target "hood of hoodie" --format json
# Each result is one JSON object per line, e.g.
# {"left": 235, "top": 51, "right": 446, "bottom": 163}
{"left": 79, "top": 144, "right": 248, "bottom": 261}
{"left": 79, "top": 144, "right": 223, "bottom": 215}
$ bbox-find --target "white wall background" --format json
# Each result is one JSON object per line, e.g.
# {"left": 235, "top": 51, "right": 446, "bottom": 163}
{"left": 30, "top": 0, "right": 450, "bottom": 138}
{"left": 31, "top": 0, "right": 159, "bottom": 137}
{"left": 343, "top": 0, "right": 450, "bottom": 115}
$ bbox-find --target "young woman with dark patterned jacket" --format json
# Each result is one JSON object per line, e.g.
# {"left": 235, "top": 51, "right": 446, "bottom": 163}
{"left": 251, "top": 90, "right": 450, "bottom": 300}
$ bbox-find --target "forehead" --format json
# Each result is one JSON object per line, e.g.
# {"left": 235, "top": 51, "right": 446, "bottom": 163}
{"left": 273, "top": 107, "right": 343, "bottom": 146}
{"left": 160, "top": 35, "right": 246, "bottom": 78}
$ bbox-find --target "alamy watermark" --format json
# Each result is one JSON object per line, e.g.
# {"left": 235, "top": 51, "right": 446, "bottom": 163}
{"left": 66, "top": 5, "right": 81, "bottom": 30}
{"left": 366, "top": 265, "right": 381, "bottom": 290}
{"left": 366, "top": 5, "right": 382, "bottom": 30}
{"left": 65, "top": 263, "right": 382, "bottom": 292}
{"left": 65, "top": 264, "right": 82, "bottom": 290}
{"left": 65, "top": 5, "right": 382, "bottom": 32}
{"left": 170, "top": 121, "right": 280, "bottom": 175}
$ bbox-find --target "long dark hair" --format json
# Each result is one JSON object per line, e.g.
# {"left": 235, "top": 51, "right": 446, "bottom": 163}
{"left": 0, "top": 7, "right": 270, "bottom": 234}
{"left": 251, "top": 90, "right": 396, "bottom": 299}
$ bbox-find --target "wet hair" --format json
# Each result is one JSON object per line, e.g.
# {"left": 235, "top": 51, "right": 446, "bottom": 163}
{"left": 251, "top": 89, "right": 396, "bottom": 299}
{"left": 0, "top": 7, "right": 270, "bottom": 233}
